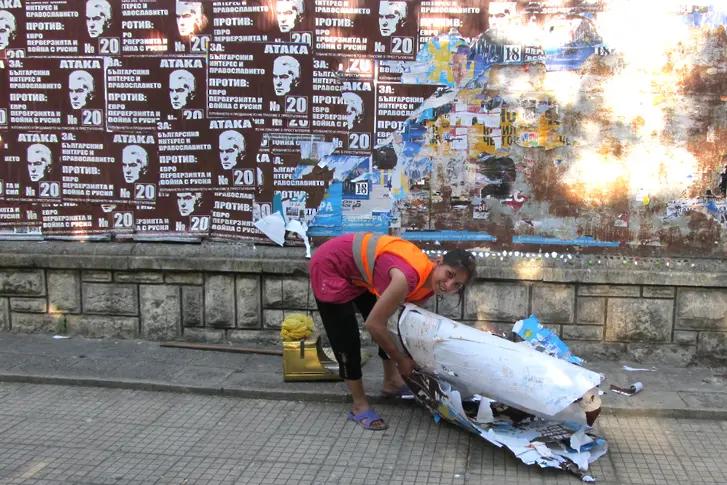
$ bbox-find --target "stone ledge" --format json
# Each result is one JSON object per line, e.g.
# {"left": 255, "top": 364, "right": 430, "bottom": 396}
{"left": 0, "top": 241, "right": 726, "bottom": 286}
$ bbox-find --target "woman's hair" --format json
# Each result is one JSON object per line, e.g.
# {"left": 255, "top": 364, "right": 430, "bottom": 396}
{"left": 440, "top": 249, "right": 477, "bottom": 306}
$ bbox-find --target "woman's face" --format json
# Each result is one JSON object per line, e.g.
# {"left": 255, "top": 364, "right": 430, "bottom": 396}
{"left": 431, "top": 263, "right": 469, "bottom": 295}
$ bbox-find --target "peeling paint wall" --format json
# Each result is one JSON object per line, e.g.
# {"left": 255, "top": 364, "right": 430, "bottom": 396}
{"left": 308, "top": 1, "right": 727, "bottom": 256}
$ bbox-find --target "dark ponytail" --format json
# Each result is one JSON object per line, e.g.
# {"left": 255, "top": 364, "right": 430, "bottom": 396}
{"left": 440, "top": 249, "right": 477, "bottom": 307}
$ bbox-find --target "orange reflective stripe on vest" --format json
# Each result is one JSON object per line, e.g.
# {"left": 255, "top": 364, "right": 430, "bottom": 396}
{"left": 351, "top": 232, "right": 435, "bottom": 302}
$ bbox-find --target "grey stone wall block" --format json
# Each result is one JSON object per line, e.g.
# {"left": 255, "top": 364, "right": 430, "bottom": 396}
{"left": 696, "top": 332, "right": 727, "bottom": 364}
{"left": 115, "top": 272, "right": 164, "bottom": 284}
{"left": 531, "top": 284, "right": 575, "bottom": 323}
{"left": 0, "top": 270, "right": 45, "bottom": 296}
{"left": 642, "top": 286, "right": 676, "bottom": 298}
{"left": 48, "top": 270, "right": 81, "bottom": 314}
{"left": 165, "top": 272, "right": 203, "bottom": 285}
{"left": 227, "top": 329, "right": 281, "bottom": 345}
{"left": 437, "top": 294, "right": 463, "bottom": 320}
{"left": 282, "top": 277, "right": 310, "bottom": 310}
{"left": 676, "top": 288, "right": 727, "bottom": 331}
{"left": 565, "top": 341, "right": 627, "bottom": 360}
{"left": 67, "top": 315, "right": 139, "bottom": 339}
{"left": 182, "top": 328, "right": 225, "bottom": 343}
{"left": 82, "top": 283, "right": 138, "bottom": 315}
{"left": 11, "top": 313, "right": 62, "bottom": 334}
{"left": 263, "top": 309, "right": 285, "bottom": 329}
{"left": 204, "top": 274, "right": 235, "bottom": 328}
{"left": 464, "top": 282, "right": 529, "bottom": 321}
{"left": 578, "top": 285, "right": 640, "bottom": 297}
{"left": 10, "top": 297, "right": 48, "bottom": 313}
{"left": 263, "top": 277, "right": 283, "bottom": 308}
{"left": 626, "top": 344, "right": 695, "bottom": 367}
{"left": 236, "top": 275, "right": 261, "bottom": 328}
{"left": 82, "top": 270, "right": 112, "bottom": 282}
{"left": 562, "top": 325, "right": 602, "bottom": 341}
{"left": 674, "top": 331, "right": 698, "bottom": 345}
{"left": 0, "top": 298, "right": 9, "bottom": 331}
{"left": 182, "top": 286, "right": 203, "bottom": 327}
{"left": 606, "top": 298, "right": 673, "bottom": 342}
{"left": 576, "top": 297, "right": 605, "bottom": 324}
{"left": 140, "top": 285, "right": 181, "bottom": 341}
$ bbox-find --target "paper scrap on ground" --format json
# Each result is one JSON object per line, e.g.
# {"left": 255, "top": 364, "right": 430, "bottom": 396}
{"left": 609, "top": 382, "right": 644, "bottom": 396}
{"left": 513, "top": 315, "right": 585, "bottom": 365}
{"left": 52, "top": 335, "right": 70, "bottom": 339}
{"left": 623, "top": 366, "right": 656, "bottom": 372}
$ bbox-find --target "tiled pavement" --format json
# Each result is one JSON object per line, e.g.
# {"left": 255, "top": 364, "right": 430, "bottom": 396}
{"left": 0, "top": 383, "right": 725, "bottom": 485}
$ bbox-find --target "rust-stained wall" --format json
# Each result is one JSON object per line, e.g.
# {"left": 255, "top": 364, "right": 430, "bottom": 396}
{"left": 374, "top": 1, "right": 727, "bottom": 256}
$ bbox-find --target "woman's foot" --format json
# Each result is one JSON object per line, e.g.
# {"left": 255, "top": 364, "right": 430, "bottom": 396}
{"left": 348, "top": 406, "right": 388, "bottom": 430}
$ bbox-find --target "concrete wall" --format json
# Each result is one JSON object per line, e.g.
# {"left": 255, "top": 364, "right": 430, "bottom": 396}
{"left": 1, "top": 241, "right": 726, "bottom": 365}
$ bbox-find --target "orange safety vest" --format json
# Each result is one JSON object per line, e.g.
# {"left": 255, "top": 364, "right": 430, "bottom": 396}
{"left": 351, "top": 233, "right": 435, "bottom": 302}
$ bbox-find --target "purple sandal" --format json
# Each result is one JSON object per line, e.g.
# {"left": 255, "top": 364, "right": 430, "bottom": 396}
{"left": 381, "top": 384, "right": 413, "bottom": 399}
{"left": 347, "top": 408, "right": 389, "bottom": 430}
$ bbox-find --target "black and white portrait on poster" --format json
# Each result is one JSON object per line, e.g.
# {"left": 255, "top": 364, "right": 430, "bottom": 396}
{"left": 173, "top": 0, "right": 213, "bottom": 54}
{"left": 209, "top": 119, "right": 264, "bottom": 192}
{"left": 1, "top": 131, "right": 62, "bottom": 203}
{"left": 84, "top": 0, "right": 122, "bottom": 56}
{"left": 110, "top": 132, "right": 158, "bottom": 205}
{"left": 0, "top": 1, "right": 25, "bottom": 58}
{"left": 207, "top": 42, "right": 311, "bottom": 130}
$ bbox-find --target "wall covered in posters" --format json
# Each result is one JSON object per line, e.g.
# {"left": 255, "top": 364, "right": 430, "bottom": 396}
{"left": 0, "top": 0, "right": 726, "bottom": 256}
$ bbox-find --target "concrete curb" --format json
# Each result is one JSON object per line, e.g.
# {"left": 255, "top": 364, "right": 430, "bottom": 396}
{"left": 2, "top": 373, "right": 726, "bottom": 421}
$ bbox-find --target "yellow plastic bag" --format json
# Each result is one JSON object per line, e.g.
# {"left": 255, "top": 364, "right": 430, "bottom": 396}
{"left": 280, "top": 313, "right": 314, "bottom": 341}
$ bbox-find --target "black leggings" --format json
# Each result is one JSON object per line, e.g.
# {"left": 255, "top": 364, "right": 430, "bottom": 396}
{"left": 316, "top": 291, "right": 390, "bottom": 380}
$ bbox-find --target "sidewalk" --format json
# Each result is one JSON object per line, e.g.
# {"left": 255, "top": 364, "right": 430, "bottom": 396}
{"left": 0, "top": 332, "right": 725, "bottom": 420}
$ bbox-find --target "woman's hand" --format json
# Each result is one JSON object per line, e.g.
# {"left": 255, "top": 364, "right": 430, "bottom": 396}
{"left": 395, "top": 356, "right": 417, "bottom": 378}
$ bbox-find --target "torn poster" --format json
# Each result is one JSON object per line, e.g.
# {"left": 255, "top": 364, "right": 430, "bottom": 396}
{"left": 514, "top": 315, "right": 585, "bottom": 366}
{"left": 390, "top": 305, "right": 606, "bottom": 481}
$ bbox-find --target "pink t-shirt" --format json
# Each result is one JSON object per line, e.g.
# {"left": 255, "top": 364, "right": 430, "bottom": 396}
{"left": 309, "top": 234, "right": 432, "bottom": 304}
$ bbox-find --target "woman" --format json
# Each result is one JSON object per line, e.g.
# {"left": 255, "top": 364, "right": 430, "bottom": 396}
{"left": 310, "top": 232, "right": 476, "bottom": 430}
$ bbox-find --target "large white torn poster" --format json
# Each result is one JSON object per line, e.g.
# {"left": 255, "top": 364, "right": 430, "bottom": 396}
{"left": 390, "top": 304, "right": 607, "bottom": 482}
